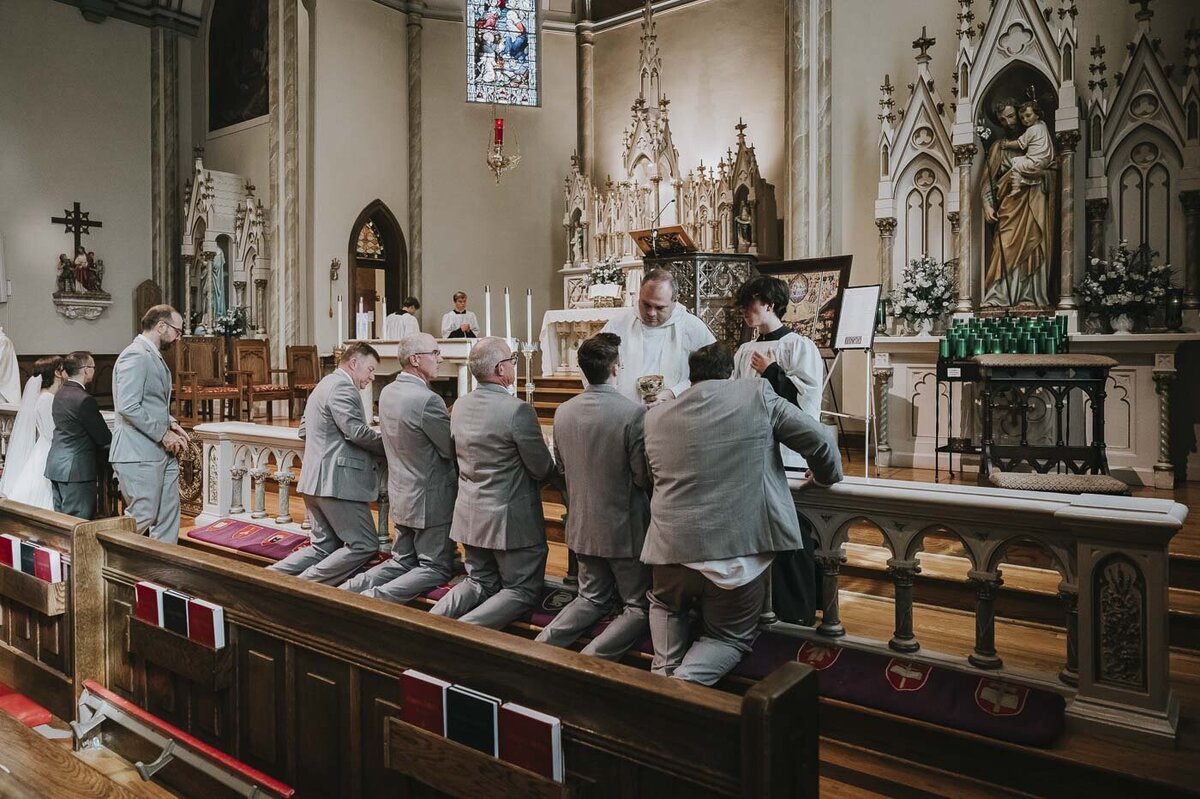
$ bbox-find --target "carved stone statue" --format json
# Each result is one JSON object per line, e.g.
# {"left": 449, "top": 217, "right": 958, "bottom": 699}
{"left": 735, "top": 203, "right": 753, "bottom": 251}
{"left": 56, "top": 253, "right": 75, "bottom": 294}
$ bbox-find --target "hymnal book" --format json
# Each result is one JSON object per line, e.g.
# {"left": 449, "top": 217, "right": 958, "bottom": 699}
{"left": 445, "top": 685, "right": 501, "bottom": 756}
{"left": 499, "top": 702, "right": 563, "bottom": 782}
{"left": 0, "top": 534, "right": 21, "bottom": 568}
{"left": 18, "top": 541, "right": 37, "bottom": 576}
{"left": 134, "top": 582, "right": 167, "bottom": 627}
{"left": 32, "top": 546, "right": 63, "bottom": 583}
{"left": 161, "top": 590, "right": 191, "bottom": 637}
{"left": 186, "top": 598, "right": 226, "bottom": 649}
{"left": 401, "top": 670, "right": 451, "bottom": 736}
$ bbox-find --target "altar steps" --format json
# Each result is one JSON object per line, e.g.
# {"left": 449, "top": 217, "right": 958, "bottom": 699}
{"left": 528, "top": 376, "right": 583, "bottom": 420}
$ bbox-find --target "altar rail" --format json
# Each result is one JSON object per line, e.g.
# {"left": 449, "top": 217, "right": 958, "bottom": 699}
{"left": 801, "top": 476, "right": 1184, "bottom": 743}
{"left": 192, "top": 422, "right": 389, "bottom": 549}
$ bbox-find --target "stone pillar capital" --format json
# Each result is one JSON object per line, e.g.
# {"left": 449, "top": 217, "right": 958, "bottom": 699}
{"left": 1055, "top": 129, "right": 1081, "bottom": 152}
{"left": 875, "top": 217, "right": 897, "bottom": 236}
{"left": 953, "top": 143, "right": 977, "bottom": 166}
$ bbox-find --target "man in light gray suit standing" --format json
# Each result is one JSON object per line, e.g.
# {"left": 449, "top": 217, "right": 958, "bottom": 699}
{"left": 642, "top": 343, "right": 843, "bottom": 685}
{"left": 430, "top": 337, "right": 555, "bottom": 628}
{"left": 534, "top": 333, "right": 651, "bottom": 660}
{"left": 111, "top": 306, "right": 189, "bottom": 543}
{"left": 269, "top": 342, "right": 385, "bottom": 584}
{"left": 341, "top": 333, "right": 456, "bottom": 602}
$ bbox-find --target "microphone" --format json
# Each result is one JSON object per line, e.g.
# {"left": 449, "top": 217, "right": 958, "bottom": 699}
{"left": 649, "top": 199, "right": 675, "bottom": 257}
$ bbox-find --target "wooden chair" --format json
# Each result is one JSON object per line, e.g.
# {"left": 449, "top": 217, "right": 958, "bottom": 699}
{"left": 286, "top": 345, "right": 320, "bottom": 418}
{"left": 168, "top": 336, "right": 242, "bottom": 425}
{"left": 231, "top": 338, "right": 293, "bottom": 422}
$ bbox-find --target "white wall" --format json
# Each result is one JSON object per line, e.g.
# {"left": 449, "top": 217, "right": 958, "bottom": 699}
{"left": 421, "top": 19, "right": 576, "bottom": 341}
{"left": 0, "top": 0, "right": 152, "bottom": 355}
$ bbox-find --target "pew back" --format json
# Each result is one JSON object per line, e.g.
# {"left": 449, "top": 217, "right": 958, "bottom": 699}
{"left": 73, "top": 526, "right": 818, "bottom": 799}
{"left": 0, "top": 499, "right": 135, "bottom": 720}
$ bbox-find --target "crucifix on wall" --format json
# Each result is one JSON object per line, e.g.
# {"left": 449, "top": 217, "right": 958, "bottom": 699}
{"left": 49, "top": 201, "right": 112, "bottom": 319}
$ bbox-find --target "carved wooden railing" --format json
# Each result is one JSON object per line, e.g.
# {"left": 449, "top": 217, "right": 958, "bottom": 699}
{"left": 797, "top": 477, "right": 1183, "bottom": 743}
{"left": 192, "top": 422, "right": 389, "bottom": 550}
{"left": 0, "top": 402, "right": 18, "bottom": 472}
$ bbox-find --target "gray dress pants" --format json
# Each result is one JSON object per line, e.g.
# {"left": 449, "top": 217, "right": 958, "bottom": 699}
{"left": 534, "top": 555, "right": 650, "bottom": 660}
{"left": 340, "top": 522, "right": 455, "bottom": 604}
{"left": 113, "top": 459, "right": 180, "bottom": 543}
{"left": 648, "top": 563, "right": 767, "bottom": 686}
{"left": 429, "top": 543, "right": 547, "bottom": 629}
{"left": 52, "top": 480, "right": 97, "bottom": 520}
{"left": 267, "top": 495, "right": 378, "bottom": 585}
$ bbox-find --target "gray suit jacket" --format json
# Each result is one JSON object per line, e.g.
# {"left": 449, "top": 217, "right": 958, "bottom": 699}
{"left": 450, "top": 382, "right": 554, "bottom": 550}
{"left": 45, "top": 380, "right": 112, "bottom": 482}
{"left": 296, "top": 370, "right": 384, "bottom": 502}
{"left": 641, "top": 378, "right": 843, "bottom": 565}
{"left": 553, "top": 384, "right": 650, "bottom": 558}
{"left": 379, "top": 372, "right": 457, "bottom": 528}
{"left": 110, "top": 335, "right": 173, "bottom": 464}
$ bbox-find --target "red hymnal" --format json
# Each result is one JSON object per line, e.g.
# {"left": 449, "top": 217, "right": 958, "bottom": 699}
{"left": 186, "top": 598, "right": 226, "bottom": 649}
{"left": 134, "top": 581, "right": 167, "bottom": 627}
{"left": 499, "top": 702, "right": 563, "bottom": 782}
{"left": 0, "top": 534, "right": 20, "bottom": 568}
{"left": 32, "top": 546, "right": 63, "bottom": 583}
{"left": 401, "top": 669, "right": 451, "bottom": 736}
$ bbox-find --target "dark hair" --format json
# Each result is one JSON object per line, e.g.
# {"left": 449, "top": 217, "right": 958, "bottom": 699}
{"left": 141, "top": 304, "right": 179, "bottom": 331}
{"left": 735, "top": 275, "right": 789, "bottom": 316}
{"left": 33, "top": 356, "right": 63, "bottom": 389}
{"left": 578, "top": 333, "right": 621, "bottom": 385}
{"left": 1018, "top": 99, "right": 1042, "bottom": 119}
{"left": 339, "top": 341, "right": 380, "bottom": 364}
{"left": 63, "top": 351, "right": 94, "bottom": 377}
{"left": 688, "top": 342, "right": 733, "bottom": 383}
{"left": 402, "top": 296, "right": 421, "bottom": 310}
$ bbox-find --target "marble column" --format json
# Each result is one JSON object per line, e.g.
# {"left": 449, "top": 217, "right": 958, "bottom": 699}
{"left": 887, "top": 558, "right": 921, "bottom": 652}
{"left": 577, "top": 26, "right": 595, "bottom": 174}
{"left": 1056, "top": 131, "right": 1081, "bottom": 309}
{"left": 1181, "top": 190, "right": 1200, "bottom": 309}
{"left": 181, "top": 254, "right": 194, "bottom": 331}
{"left": 874, "top": 365, "right": 893, "bottom": 467}
{"left": 269, "top": 0, "right": 300, "bottom": 362}
{"left": 875, "top": 217, "right": 896, "bottom": 313}
{"left": 1153, "top": 365, "right": 1175, "bottom": 490}
{"left": 408, "top": 3, "right": 425, "bottom": 306}
{"left": 786, "top": 0, "right": 831, "bottom": 258}
{"left": 150, "top": 27, "right": 179, "bottom": 305}
{"left": 953, "top": 144, "right": 977, "bottom": 313}
{"left": 967, "top": 570, "right": 1004, "bottom": 669}
{"left": 1085, "top": 198, "right": 1108, "bottom": 261}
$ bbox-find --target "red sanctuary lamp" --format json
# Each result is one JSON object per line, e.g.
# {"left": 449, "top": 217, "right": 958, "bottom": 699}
{"left": 485, "top": 108, "right": 520, "bottom": 183}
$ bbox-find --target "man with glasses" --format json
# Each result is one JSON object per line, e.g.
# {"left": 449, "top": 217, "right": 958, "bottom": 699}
{"left": 341, "top": 333, "right": 457, "bottom": 603}
{"left": 45, "top": 350, "right": 111, "bottom": 519}
{"left": 430, "top": 337, "right": 555, "bottom": 628}
{"left": 111, "top": 305, "right": 189, "bottom": 542}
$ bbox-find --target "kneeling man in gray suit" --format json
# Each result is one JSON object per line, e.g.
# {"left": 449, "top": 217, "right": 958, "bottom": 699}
{"left": 642, "top": 343, "right": 843, "bottom": 685}
{"left": 269, "top": 342, "right": 385, "bottom": 584}
{"left": 430, "top": 337, "right": 555, "bottom": 628}
{"left": 341, "top": 333, "right": 456, "bottom": 602}
{"left": 535, "top": 333, "right": 652, "bottom": 660}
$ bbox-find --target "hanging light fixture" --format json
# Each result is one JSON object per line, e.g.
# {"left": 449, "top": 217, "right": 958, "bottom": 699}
{"left": 485, "top": 106, "right": 521, "bottom": 183}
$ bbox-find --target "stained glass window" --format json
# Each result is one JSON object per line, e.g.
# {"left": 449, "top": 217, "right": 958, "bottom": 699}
{"left": 466, "top": 0, "right": 538, "bottom": 107}
{"left": 356, "top": 220, "right": 385, "bottom": 260}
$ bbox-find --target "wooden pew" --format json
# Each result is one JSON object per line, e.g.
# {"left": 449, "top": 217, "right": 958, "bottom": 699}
{"left": 0, "top": 499, "right": 136, "bottom": 721}
{"left": 72, "top": 525, "right": 818, "bottom": 799}
{"left": 0, "top": 710, "right": 142, "bottom": 799}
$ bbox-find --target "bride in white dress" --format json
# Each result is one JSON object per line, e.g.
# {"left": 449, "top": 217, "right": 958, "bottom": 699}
{"left": 0, "top": 356, "right": 64, "bottom": 510}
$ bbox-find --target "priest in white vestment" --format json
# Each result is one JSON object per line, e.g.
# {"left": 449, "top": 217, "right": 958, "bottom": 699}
{"left": 600, "top": 269, "right": 715, "bottom": 404}
{"left": 440, "top": 291, "right": 480, "bottom": 338}
{"left": 0, "top": 327, "right": 22, "bottom": 405}
{"left": 383, "top": 296, "right": 421, "bottom": 340}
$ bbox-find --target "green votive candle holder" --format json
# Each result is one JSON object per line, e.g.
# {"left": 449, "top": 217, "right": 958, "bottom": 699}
{"left": 955, "top": 338, "right": 968, "bottom": 359}
{"left": 939, "top": 338, "right": 950, "bottom": 359}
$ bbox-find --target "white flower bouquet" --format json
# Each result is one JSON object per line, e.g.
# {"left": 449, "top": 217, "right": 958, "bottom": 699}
{"left": 890, "top": 255, "right": 956, "bottom": 323}
{"left": 1076, "top": 241, "right": 1171, "bottom": 318}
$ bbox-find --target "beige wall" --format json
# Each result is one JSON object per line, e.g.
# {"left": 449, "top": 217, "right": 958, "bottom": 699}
{"left": 420, "top": 19, "right": 576, "bottom": 342}
{"left": 591, "top": 0, "right": 787, "bottom": 218}
{"left": 0, "top": 0, "right": 152, "bottom": 356}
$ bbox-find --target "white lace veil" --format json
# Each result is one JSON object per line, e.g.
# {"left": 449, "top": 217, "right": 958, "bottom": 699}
{"left": 0, "top": 376, "right": 43, "bottom": 498}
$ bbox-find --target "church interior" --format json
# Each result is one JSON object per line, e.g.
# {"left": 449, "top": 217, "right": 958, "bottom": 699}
{"left": 1, "top": 0, "right": 1199, "bottom": 795}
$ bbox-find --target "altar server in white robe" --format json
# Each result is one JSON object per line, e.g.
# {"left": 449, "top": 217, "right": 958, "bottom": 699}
{"left": 383, "top": 297, "right": 422, "bottom": 340}
{"left": 440, "top": 291, "right": 480, "bottom": 339}
{"left": 0, "top": 326, "right": 22, "bottom": 405}
{"left": 731, "top": 275, "right": 827, "bottom": 626}
{"left": 600, "top": 269, "right": 715, "bottom": 404}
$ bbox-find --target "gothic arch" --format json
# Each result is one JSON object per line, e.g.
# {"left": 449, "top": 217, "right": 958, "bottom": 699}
{"left": 347, "top": 200, "right": 407, "bottom": 340}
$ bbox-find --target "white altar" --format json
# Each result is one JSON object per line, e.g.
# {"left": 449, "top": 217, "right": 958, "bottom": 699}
{"left": 538, "top": 308, "right": 624, "bottom": 376}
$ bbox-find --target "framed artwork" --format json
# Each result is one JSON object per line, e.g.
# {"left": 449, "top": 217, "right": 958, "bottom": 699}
{"left": 466, "top": 0, "right": 539, "bottom": 106}
{"left": 208, "top": 0, "right": 269, "bottom": 132}
{"left": 757, "top": 255, "right": 852, "bottom": 351}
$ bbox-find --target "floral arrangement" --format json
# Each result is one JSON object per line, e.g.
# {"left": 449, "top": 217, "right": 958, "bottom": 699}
{"left": 890, "top": 255, "right": 956, "bottom": 322}
{"left": 1076, "top": 242, "right": 1171, "bottom": 317}
{"left": 212, "top": 306, "right": 248, "bottom": 338}
{"left": 587, "top": 257, "right": 624, "bottom": 287}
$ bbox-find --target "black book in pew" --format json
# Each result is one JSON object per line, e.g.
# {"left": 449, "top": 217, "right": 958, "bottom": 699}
{"left": 445, "top": 685, "right": 501, "bottom": 757}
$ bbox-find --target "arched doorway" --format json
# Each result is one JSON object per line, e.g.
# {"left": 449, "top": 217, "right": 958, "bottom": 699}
{"left": 347, "top": 201, "right": 407, "bottom": 340}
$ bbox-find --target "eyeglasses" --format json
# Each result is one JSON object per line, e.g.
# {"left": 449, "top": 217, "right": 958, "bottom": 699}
{"left": 162, "top": 320, "right": 184, "bottom": 335}
{"left": 413, "top": 349, "right": 442, "bottom": 358}
{"left": 496, "top": 355, "right": 518, "bottom": 369}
